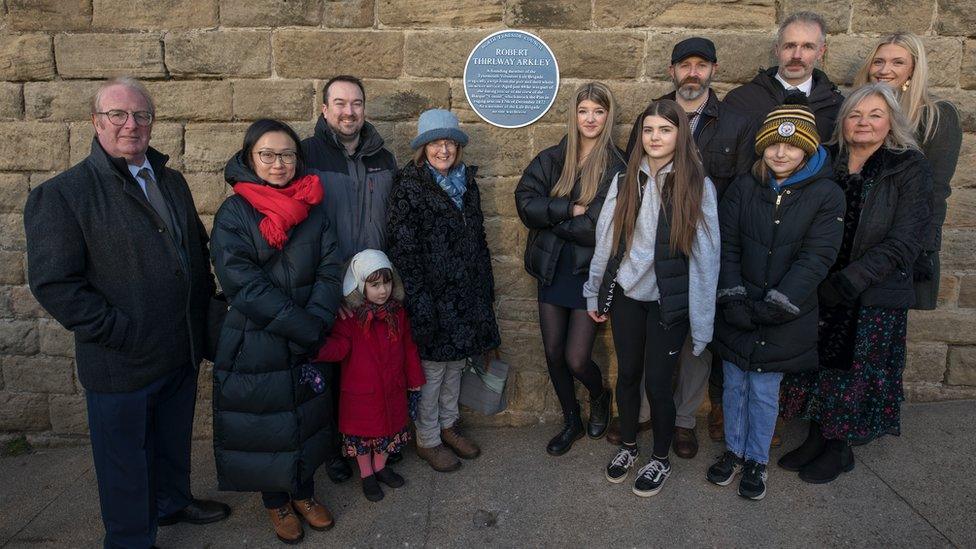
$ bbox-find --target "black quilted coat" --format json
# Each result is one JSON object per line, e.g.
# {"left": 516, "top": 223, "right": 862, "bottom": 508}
{"left": 515, "top": 136, "right": 625, "bottom": 285}
{"left": 714, "top": 157, "right": 845, "bottom": 373}
{"left": 386, "top": 162, "right": 501, "bottom": 362}
{"left": 209, "top": 154, "right": 342, "bottom": 493}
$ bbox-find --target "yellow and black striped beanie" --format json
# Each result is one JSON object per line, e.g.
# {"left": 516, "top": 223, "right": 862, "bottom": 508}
{"left": 754, "top": 96, "right": 819, "bottom": 158}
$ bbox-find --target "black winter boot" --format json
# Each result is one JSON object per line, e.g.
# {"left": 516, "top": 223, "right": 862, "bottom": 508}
{"left": 547, "top": 413, "right": 584, "bottom": 456}
{"left": 587, "top": 389, "right": 613, "bottom": 439}
{"left": 798, "top": 439, "right": 854, "bottom": 484}
{"left": 778, "top": 421, "right": 826, "bottom": 472}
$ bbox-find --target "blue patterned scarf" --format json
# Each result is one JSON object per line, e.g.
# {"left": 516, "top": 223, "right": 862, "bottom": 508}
{"left": 427, "top": 162, "right": 467, "bottom": 209}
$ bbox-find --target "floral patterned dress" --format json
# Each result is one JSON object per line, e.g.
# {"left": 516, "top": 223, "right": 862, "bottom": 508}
{"left": 781, "top": 154, "right": 908, "bottom": 443}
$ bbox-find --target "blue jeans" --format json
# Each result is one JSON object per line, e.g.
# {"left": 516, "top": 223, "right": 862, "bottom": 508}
{"left": 722, "top": 361, "right": 783, "bottom": 464}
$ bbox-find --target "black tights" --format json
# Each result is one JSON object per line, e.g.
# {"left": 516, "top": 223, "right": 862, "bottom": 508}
{"left": 539, "top": 302, "right": 604, "bottom": 420}
{"left": 611, "top": 294, "right": 689, "bottom": 457}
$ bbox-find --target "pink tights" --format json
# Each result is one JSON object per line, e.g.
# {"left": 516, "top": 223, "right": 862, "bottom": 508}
{"left": 355, "top": 451, "right": 388, "bottom": 478}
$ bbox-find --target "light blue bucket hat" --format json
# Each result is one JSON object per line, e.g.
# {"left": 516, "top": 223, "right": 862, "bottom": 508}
{"left": 410, "top": 108, "right": 469, "bottom": 150}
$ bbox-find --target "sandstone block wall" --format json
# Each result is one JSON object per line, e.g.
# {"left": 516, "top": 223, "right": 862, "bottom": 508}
{"left": 0, "top": 0, "right": 973, "bottom": 445}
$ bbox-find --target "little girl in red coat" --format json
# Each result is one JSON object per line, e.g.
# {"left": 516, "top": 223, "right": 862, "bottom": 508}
{"left": 316, "top": 249, "right": 425, "bottom": 502}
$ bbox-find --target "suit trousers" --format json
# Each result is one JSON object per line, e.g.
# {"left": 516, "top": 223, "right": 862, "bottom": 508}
{"left": 86, "top": 364, "right": 196, "bottom": 549}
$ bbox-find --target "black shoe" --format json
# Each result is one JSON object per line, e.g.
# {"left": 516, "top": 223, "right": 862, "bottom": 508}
{"left": 738, "top": 460, "right": 768, "bottom": 500}
{"left": 387, "top": 450, "right": 403, "bottom": 465}
{"left": 605, "top": 446, "right": 639, "bottom": 483}
{"left": 778, "top": 421, "right": 826, "bottom": 472}
{"left": 632, "top": 457, "right": 671, "bottom": 497}
{"left": 546, "top": 416, "right": 584, "bottom": 456}
{"left": 587, "top": 389, "right": 612, "bottom": 439}
{"left": 362, "top": 474, "right": 384, "bottom": 502}
{"left": 706, "top": 451, "right": 744, "bottom": 486}
{"left": 798, "top": 440, "right": 855, "bottom": 484}
{"left": 325, "top": 456, "right": 352, "bottom": 483}
{"left": 375, "top": 466, "right": 405, "bottom": 488}
{"left": 158, "top": 499, "right": 231, "bottom": 526}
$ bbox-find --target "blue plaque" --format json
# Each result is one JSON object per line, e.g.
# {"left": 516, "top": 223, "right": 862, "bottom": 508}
{"left": 463, "top": 30, "right": 559, "bottom": 129}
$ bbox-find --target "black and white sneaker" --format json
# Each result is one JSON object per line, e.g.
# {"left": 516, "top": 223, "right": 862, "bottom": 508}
{"left": 605, "top": 446, "right": 639, "bottom": 483}
{"left": 706, "top": 451, "right": 744, "bottom": 486}
{"left": 738, "top": 459, "right": 768, "bottom": 500}
{"left": 632, "top": 458, "right": 671, "bottom": 497}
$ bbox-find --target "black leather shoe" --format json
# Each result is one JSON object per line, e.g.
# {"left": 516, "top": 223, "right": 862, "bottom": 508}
{"left": 546, "top": 416, "right": 584, "bottom": 456}
{"left": 387, "top": 450, "right": 403, "bottom": 465}
{"left": 326, "top": 456, "right": 352, "bottom": 483}
{"left": 587, "top": 389, "right": 612, "bottom": 439}
{"left": 158, "top": 499, "right": 231, "bottom": 526}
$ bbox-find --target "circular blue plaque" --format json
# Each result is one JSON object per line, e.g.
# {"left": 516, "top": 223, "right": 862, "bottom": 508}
{"left": 463, "top": 30, "right": 560, "bottom": 129}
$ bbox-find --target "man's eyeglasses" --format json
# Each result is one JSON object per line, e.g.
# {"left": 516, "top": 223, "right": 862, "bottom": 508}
{"left": 94, "top": 110, "right": 154, "bottom": 127}
{"left": 255, "top": 150, "right": 298, "bottom": 165}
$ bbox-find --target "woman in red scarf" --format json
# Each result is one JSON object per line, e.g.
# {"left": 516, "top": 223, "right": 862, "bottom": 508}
{"left": 209, "top": 119, "right": 342, "bottom": 544}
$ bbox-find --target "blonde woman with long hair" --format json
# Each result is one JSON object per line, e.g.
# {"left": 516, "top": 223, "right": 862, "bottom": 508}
{"left": 853, "top": 32, "right": 962, "bottom": 310}
{"left": 515, "top": 82, "right": 626, "bottom": 456}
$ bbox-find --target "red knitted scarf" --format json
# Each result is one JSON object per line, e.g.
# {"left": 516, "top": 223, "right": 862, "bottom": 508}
{"left": 232, "top": 174, "right": 323, "bottom": 249}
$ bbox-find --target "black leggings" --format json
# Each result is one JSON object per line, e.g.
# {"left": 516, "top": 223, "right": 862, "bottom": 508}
{"left": 611, "top": 294, "right": 689, "bottom": 457}
{"left": 539, "top": 302, "right": 604, "bottom": 420}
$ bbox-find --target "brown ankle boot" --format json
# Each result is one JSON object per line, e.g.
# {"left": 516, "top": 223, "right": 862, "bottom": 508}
{"left": 707, "top": 401, "right": 724, "bottom": 442}
{"left": 416, "top": 443, "right": 462, "bottom": 472}
{"left": 441, "top": 425, "right": 481, "bottom": 459}
{"left": 292, "top": 498, "right": 334, "bottom": 531}
{"left": 268, "top": 504, "right": 304, "bottom": 545}
{"left": 770, "top": 417, "right": 784, "bottom": 448}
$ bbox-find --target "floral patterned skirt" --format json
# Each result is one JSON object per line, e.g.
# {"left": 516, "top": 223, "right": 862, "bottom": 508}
{"left": 781, "top": 306, "right": 908, "bottom": 443}
{"left": 341, "top": 426, "right": 411, "bottom": 457}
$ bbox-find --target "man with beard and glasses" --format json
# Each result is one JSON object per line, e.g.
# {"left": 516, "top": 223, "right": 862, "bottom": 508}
{"left": 724, "top": 11, "right": 844, "bottom": 141}
{"left": 615, "top": 38, "right": 754, "bottom": 459}
{"left": 301, "top": 75, "right": 400, "bottom": 483}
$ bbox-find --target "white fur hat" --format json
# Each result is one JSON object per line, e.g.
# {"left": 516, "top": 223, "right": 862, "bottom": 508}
{"left": 342, "top": 249, "right": 393, "bottom": 297}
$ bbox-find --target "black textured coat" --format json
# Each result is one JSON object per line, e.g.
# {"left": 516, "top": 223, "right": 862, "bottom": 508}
{"left": 25, "top": 139, "right": 214, "bottom": 392}
{"left": 209, "top": 154, "right": 342, "bottom": 493}
{"left": 515, "top": 136, "right": 625, "bottom": 285}
{"left": 723, "top": 67, "right": 844, "bottom": 142}
{"left": 387, "top": 162, "right": 500, "bottom": 362}
{"left": 833, "top": 147, "right": 933, "bottom": 309}
{"left": 714, "top": 161, "right": 845, "bottom": 373}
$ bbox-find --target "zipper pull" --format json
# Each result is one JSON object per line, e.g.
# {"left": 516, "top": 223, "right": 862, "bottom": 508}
{"left": 775, "top": 194, "right": 782, "bottom": 207}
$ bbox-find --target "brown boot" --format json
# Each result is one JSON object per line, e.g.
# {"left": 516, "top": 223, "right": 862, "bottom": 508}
{"left": 441, "top": 425, "right": 481, "bottom": 459}
{"left": 606, "top": 418, "right": 651, "bottom": 445}
{"left": 292, "top": 498, "right": 334, "bottom": 531}
{"left": 416, "top": 443, "right": 462, "bottom": 472}
{"left": 707, "top": 401, "right": 724, "bottom": 442}
{"left": 268, "top": 505, "right": 304, "bottom": 545}
{"left": 770, "top": 417, "right": 784, "bottom": 448}
{"left": 672, "top": 426, "right": 699, "bottom": 459}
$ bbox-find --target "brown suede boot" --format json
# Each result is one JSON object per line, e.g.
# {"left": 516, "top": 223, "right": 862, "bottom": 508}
{"left": 770, "top": 417, "right": 784, "bottom": 448}
{"left": 268, "top": 505, "right": 304, "bottom": 545}
{"left": 672, "top": 426, "right": 699, "bottom": 459}
{"left": 441, "top": 425, "right": 481, "bottom": 459}
{"left": 606, "top": 418, "right": 652, "bottom": 445}
{"left": 416, "top": 443, "right": 462, "bottom": 472}
{"left": 292, "top": 498, "right": 334, "bottom": 531}
{"left": 707, "top": 401, "right": 724, "bottom": 442}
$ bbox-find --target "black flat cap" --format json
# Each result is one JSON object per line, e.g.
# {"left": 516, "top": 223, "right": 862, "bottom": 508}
{"left": 671, "top": 37, "right": 717, "bottom": 64}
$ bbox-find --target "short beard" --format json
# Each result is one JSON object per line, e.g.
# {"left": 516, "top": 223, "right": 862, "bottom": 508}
{"left": 673, "top": 74, "right": 712, "bottom": 102}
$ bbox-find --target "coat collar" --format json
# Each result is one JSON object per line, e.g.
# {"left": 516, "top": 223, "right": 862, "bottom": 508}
{"left": 312, "top": 115, "right": 386, "bottom": 158}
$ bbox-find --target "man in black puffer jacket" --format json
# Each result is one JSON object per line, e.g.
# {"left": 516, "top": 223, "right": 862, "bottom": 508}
{"left": 723, "top": 12, "right": 844, "bottom": 142}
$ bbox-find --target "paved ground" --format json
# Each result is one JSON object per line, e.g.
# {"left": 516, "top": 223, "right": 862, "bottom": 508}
{"left": 1, "top": 400, "right": 974, "bottom": 548}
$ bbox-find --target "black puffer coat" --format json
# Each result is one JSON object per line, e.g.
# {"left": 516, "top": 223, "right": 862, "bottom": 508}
{"left": 715, "top": 154, "right": 845, "bottom": 373}
{"left": 515, "top": 136, "right": 625, "bottom": 285}
{"left": 724, "top": 67, "right": 844, "bottom": 142}
{"left": 387, "top": 162, "right": 501, "bottom": 362}
{"left": 832, "top": 147, "right": 933, "bottom": 309}
{"left": 210, "top": 154, "right": 342, "bottom": 493}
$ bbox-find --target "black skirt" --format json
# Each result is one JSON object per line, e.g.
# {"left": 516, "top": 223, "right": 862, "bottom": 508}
{"left": 538, "top": 245, "right": 587, "bottom": 310}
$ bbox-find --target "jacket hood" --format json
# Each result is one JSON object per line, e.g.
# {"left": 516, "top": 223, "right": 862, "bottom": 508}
{"left": 771, "top": 145, "right": 829, "bottom": 189}
{"left": 223, "top": 150, "right": 263, "bottom": 185}
{"left": 313, "top": 115, "right": 387, "bottom": 158}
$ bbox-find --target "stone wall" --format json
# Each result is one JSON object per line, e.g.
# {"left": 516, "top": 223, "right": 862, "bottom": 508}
{"left": 0, "top": 0, "right": 973, "bottom": 445}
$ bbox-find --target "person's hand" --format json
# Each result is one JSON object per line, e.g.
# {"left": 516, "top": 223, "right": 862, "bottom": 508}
{"left": 588, "top": 310, "right": 608, "bottom": 323}
{"left": 572, "top": 204, "right": 587, "bottom": 216}
{"left": 337, "top": 303, "right": 352, "bottom": 320}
